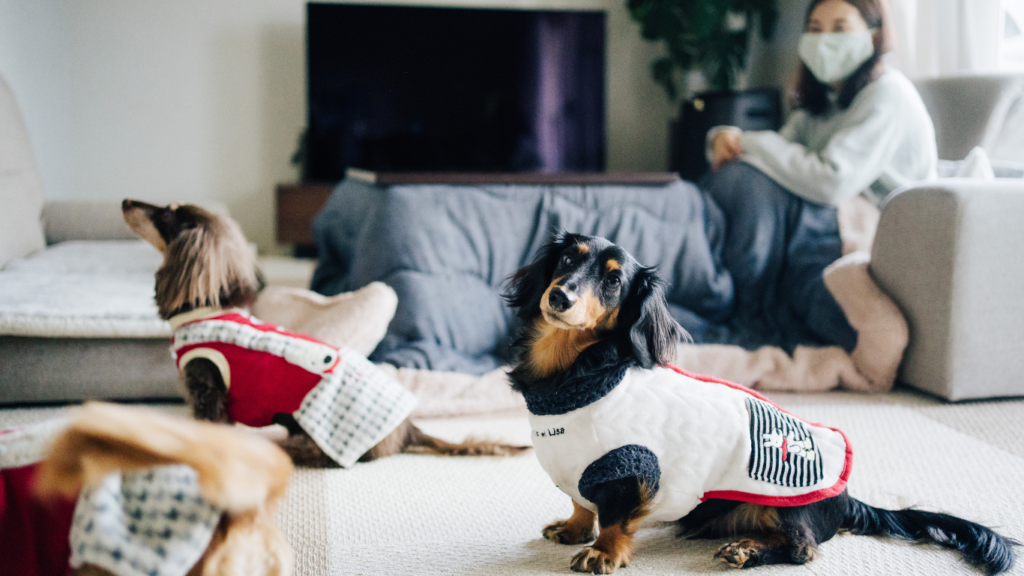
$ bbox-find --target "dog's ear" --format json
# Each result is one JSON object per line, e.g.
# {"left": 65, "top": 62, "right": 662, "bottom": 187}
{"left": 503, "top": 233, "right": 573, "bottom": 318}
{"left": 624, "top": 266, "right": 684, "bottom": 368}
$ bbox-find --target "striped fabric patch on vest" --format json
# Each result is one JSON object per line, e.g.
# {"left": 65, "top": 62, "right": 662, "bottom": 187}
{"left": 746, "top": 398, "right": 823, "bottom": 487}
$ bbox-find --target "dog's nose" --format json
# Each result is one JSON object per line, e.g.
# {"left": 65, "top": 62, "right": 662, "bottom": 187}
{"left": 122, "top": 199, "right": 134, "bottom": 210}
{"left": 548, "top": 287, "right": 577, "bottom": 313}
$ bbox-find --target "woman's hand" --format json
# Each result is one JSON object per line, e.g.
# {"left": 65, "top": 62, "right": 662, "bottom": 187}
{"left": 711, "top": 131, "right": 744, "bottom": 171}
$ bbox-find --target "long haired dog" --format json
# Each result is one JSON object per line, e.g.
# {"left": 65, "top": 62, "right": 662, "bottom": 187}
{"left": 123, "top": 199, "right": 527, "bottom": 467}
{"left": 7, "top": 402, "right": 294, "bottom": 576}
{"left": 504, "top": 233, "right": 1015, "bottom": 574}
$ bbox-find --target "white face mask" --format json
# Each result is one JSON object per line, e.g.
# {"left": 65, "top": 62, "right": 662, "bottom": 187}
{"left": 798, "top": 30, "right": 876, "bottom": 84}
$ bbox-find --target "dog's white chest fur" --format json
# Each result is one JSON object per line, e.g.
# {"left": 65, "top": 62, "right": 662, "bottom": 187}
{"left": 527, "top": 367, "right": 851, "bottom": 522}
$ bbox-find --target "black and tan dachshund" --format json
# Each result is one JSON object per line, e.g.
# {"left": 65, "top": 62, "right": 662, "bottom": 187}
{"left": 504, "top": 232, "right": 1015, "bottom": 574}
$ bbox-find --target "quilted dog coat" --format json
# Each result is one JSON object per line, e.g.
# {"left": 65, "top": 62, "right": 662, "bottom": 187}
{"left": 169, "top": 309, "right": 417, "bottom": 468}
{"left": 526, "top": 365, "right": 851, "bottom": 522}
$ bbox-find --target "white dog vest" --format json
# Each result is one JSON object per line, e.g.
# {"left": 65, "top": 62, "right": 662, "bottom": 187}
{"left": 527, "top": 365, "right": 851, "bottom": 522}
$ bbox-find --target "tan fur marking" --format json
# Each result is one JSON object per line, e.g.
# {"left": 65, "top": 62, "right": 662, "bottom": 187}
{"left": 604, "top": 259, "right": 620, "bottom": 271}
{"left": 576, "top": 243, "right": 590, "bottom": 254}
{"left": 123, "top": 206, "right": 167, "bottom": 252}
{"left": 567, "top": 482, "right": 654, "bottom": 573}
{"left": 527, "top": 318, "right": 598, "bottom": 378}
{"left": 601, "top": 309, "right": 619, "bottom": 331}
{"left": 581, "top": 290, "right": 609, "bottom": 328}
{"left": 540, "top": 279, "right": 611, "bottom": 331}
{"left": 543, "top": 500, "right": 598, "bottom": 545}
{"left": 571, "top": 525, "right": 634, "bottom": 573}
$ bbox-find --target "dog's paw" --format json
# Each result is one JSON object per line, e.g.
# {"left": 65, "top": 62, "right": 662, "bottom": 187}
{"left": 570, "top": 546, "right": 628, "bottom": 574}
{"left": 714, "top": 540, "right": 761, "bottom": 569}
{"left": 789, "top": 540, "right": 818, "bottom": 564}
{"left": 543, "top": 519, "right": 597, "bottom": 545}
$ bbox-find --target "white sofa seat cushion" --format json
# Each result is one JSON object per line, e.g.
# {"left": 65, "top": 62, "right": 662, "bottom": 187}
{"left": 0, "top": 240, "right": 170, "bottom": 338}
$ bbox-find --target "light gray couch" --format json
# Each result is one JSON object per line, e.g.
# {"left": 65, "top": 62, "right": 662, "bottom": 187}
{"left": 2, "top": 71, "right": 1022, "bottom": 403}
{"left": 867, "top": 74, "right": 1024, "bottom": 401}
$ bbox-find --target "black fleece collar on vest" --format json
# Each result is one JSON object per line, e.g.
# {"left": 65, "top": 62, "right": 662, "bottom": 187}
{"left": 517, "top": 341, "right": 636, "bottom": 416}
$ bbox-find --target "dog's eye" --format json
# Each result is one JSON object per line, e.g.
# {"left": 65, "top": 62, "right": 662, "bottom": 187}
{"left": 561, "top": 255, "right": 573, "bottom": 267}
{"left": 605, "top": 275, "right": 621, "bottom": 288}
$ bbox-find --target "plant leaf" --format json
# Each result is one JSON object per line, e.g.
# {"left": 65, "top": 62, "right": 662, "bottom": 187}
{"left": 652, "top": 57, "right": 678, "bottom": 100}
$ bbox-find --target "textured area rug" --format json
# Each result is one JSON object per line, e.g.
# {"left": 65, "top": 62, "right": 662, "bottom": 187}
{"left": 4, "top": 389, "right": 1022, "bottom": 575}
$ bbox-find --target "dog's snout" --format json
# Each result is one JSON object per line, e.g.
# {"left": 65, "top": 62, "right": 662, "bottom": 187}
{"left": 548, "top": 287, "right": 577, "bottom": 313}
{"left": 122, "top": 199, "right": 134, "bottom": 211}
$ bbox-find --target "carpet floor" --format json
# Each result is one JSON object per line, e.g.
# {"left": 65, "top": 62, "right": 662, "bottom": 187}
{"left": 3, "top": 386, "right": 1022, "bottom": 575}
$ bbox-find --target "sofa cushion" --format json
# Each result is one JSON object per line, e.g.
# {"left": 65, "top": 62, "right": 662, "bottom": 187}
{"left": 0, "top": 240, "right": 168, "bottom": 338}
{"left": 0, "top": 75, "right": 46, "bottom": 269}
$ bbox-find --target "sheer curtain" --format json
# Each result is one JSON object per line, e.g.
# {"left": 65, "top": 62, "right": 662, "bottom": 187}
{"left": 886, "top": 0, "right": 1003, "bottom": 78}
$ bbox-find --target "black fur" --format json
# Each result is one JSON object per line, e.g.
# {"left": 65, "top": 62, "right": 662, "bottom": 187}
{"left": 181, "top": 358, "right": 228, "bottom": 422}
{"left": 585, "top": 476, "right": 646, "bottom": 530}
{"left": 621, "top": 266, "right": 683, "bottom": 369}
{"left": 843, "top": 497, "right": 1017, "bottom": 574}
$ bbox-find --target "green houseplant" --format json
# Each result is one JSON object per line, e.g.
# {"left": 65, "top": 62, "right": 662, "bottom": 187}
{"left": 627, "top": 0, "right": 780, "bottom": 100}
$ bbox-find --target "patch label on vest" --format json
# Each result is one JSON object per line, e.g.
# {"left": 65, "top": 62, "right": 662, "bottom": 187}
{"left": 746, "top": 398, "right": 823, "bottom": 487}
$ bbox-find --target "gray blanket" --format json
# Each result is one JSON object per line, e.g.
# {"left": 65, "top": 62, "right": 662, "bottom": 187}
{"left": 311, "top": 178, "right": 820, "bottom": 374}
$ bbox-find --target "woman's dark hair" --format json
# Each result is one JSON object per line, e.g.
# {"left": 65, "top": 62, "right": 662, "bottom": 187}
{"left": 791, "top": 0, "right": 888, "bottom": 116}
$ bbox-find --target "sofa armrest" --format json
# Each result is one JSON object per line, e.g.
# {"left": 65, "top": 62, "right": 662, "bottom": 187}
{"left": 42, "top": 199, "right": 232, "bottom": 244}
{"left": 870, "top": 179, "right": 1024, "bottom": 400}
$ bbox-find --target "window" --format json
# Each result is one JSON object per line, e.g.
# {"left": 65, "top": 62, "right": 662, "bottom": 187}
{"left": 1002, "top": 0, "right": 1024, "bottom": 70}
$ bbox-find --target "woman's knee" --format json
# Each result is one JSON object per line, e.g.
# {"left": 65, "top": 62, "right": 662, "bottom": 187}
{"left": 703, "top": 162, "right": 793, "bottom": 215}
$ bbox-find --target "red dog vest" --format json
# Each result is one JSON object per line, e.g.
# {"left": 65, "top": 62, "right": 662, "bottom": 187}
{"left": 171, "top": 311, "right": 339, "bottom": 427}
{"left": 169, "top": 309, "right": 417, "bottom": 468}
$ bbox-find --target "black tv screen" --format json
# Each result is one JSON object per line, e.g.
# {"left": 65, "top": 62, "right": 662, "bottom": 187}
{"left": 306, "top": 4, "right": 606, "bottom": 181}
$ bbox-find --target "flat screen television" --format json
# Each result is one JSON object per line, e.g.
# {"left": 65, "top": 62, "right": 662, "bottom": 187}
{"left": 305, "top": 3, "right": 606, "bottom": 181}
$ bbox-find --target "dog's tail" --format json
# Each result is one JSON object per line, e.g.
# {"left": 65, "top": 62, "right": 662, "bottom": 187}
{"left": 843, "top": 497, "right": 1017, "bottom": 574}
{"left": 405, "top": 424, "right": 531, "bottom": 457}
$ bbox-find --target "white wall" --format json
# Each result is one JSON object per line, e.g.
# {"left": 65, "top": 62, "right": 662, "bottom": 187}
{"left": 0, "top": 0, "right": 74, "bottom": 203}
{"left": 0, "top": 0, "right": 802, "bottom": 253}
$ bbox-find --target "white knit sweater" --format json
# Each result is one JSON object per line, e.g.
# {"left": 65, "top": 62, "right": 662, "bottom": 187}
{"left": 729, "top": 67, "right": 937, "bottom": 206}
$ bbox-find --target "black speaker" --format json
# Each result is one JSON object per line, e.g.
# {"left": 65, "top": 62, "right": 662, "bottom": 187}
{"left": 669, "top": 88, "right": 782, "bottom": 182}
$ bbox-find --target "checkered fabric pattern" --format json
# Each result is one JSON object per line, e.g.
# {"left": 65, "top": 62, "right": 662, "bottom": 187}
{"left": 69, "top": 465, "right": 222, "bottom": 576}
{"left": 295, "top": 348, "right": 418, "bottom": 468}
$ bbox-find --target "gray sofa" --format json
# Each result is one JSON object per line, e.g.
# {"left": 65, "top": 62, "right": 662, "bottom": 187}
{"left": 1, "top": 70, "right": 1022, "bottom": 403}
{"left": 867, "top": 74, "right": 1024, "bottom": 401}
